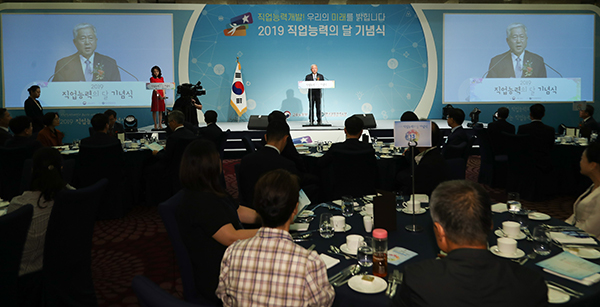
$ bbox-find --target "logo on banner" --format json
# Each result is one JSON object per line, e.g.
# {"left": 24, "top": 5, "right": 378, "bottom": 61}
{"left": 224, "top": 13, "right": 253, "bottom": 36}
{"left": 405, "top": 129, "right": 420, "bottom": 142}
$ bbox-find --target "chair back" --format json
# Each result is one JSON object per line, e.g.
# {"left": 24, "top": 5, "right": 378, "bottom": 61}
{"left": 463, "top": 135, "right": 477, "bottom": 160}
{"left": 132, "top": 275, "right": 211, "bottom": 307}
{"left": 446, "top": 158, "right": 466, "bottom": 180}
{"left": 442, "top": 141, "right": 467, "bottom": 160}
{"left": 158, "top": 191, "right": 210, "bottom": 305}
{"left": 218, "top": 129, "right": 231, "bottom": 160}
{"left": 43, "top": 178, "right": 107, "bottom": 307}
{"left": 0, "top": 204, "right": 33, "bottom": 307}
{"left": 241, "top": 134, "right": 256, "bottom": 154}
{"left": 327, "top": 149, "right": 378, "bottom": 200}
{"left": 167, "top": 136, "right": 198, "bottom": 193}
{"left": 0, "top": 145, "right": 37, "bottom": 200}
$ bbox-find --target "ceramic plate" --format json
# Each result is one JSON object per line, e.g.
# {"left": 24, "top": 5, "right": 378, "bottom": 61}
{"left": 489, "top": 246, "right": 525, "bottom": 259}
{"left": 528, "top": 212, "right": 551, "bottom": 221}
{"left": 494, "top": 229, "right": 526, "bottom": 240}
{"left": 401, "top": 208, "right": 427, "bottom": 215}
{"left": 563, "top": 247, "right": 600, "bottom": 259}
{"left": 348, "top": 275, "right": 387, "bottom": 294}
{"left": 340, "top": 243, "right": 358, "bottom": 255}
{"left": 547, "top": 285, "right": 570, "bottom": 304}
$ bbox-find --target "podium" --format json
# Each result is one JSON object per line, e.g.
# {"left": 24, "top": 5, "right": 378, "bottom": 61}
{"left": 298, "top": 80, "right": 335, "bottom": 127}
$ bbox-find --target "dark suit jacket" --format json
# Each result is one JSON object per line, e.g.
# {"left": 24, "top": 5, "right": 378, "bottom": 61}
{"left": 442, "top": 126, "right": 468, "bottom": 159}
{"left": 24, "top": 97, "right": 44, "bottom": 132}
{"left": 157, "top": 127, "right": 196, "bottom": 162}
{"left": 107, "top": 122, "right": 124, "bottom": 138}
{"left": 5, "top": 136, "right": 42, "bottom": 151}
{"left": 52, "top": 52, "right": 121, "bottom": 82}
{"left": 486, "top": 50, "right": 546, "bottom": 78}
{"left": 239, "top": 146, "right": 299, "bottom": 207}
{"left": 518, "top": 121, "right": 555, "bottom": 170}
{"left": 0, "top": 128, "right": 12, "bottom": 146}
{"left": 305, "top": 73, "right": 324, "bottom": 99}
{"left": 396, "top": 147, "right": 448, "bottom": 197}
{"left": 260, "top": 135, "right": 306, "bottom": 172}
{"left": 81, "top": 132, "right": 121, "bottom": 147}
{"left": 579, "top": 117, "right": 598, "bottom": 138}
{"left": 198, "top": 123, "right": 223, "bottom": 147}
{"left": 487, "top": 119, "right": 515, "bottom": 155}
{"left": 318, "top": 138, "right": 374, "bottom": 168}
{"left": 393, "top": 248, "right": 547, "bottom": 307}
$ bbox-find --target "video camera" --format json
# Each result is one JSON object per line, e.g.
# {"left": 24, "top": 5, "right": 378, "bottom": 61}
{"left": 177, "top": 81, "right": 206, "bottom": 97}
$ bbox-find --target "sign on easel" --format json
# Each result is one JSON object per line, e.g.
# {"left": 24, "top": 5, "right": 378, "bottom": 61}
{"left": 394, "top": 121, "right": 432, "bottom": 148}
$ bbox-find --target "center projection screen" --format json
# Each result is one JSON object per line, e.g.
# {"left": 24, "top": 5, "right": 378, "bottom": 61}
{"left": 443, "top": 13, "right": 594, "bottom": 104}
{"left": 2, "top": 13, "right": 174, "bottom": 109}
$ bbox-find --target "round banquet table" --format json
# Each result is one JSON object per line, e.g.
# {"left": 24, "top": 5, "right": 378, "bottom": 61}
{"left": 295, "top": 202, "right": 600, "bottom": 307}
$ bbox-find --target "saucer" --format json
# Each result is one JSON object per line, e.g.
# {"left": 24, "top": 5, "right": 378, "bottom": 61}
{"left": 547, "top": 285, "right": 570, "bottom": 304}
{"left": 528, "top": 212, "right": 551, "bottom": 221}
{"left": 563, "top": 246, "right": 600, "bottom": 259}
{"left": 489, "top": 246, "right": 525, "bottom": 259}
{"left": 494, "top": 229, "right": 526, "bottom": 240}
{"left": 348, "top": 275, "right": 387, "bottom": 294}
{"left": 401, "top": 207, "right": 426, "bottom": 215}
{"left": 340, "top": 243, "right": 358, "bottom": 255}
{"left": 335, "top": 224, "right": 352, "bottom": 232}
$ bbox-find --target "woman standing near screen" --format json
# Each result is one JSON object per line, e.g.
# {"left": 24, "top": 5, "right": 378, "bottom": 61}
{"left": 24, "top": 85, "right": 44, "bottom": 134}
{"left": 150, "top": 66, "right": 166, "bottom": 130}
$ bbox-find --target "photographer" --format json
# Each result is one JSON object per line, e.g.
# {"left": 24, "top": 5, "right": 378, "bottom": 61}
{"left": 173, "top": 82, "right": 204, "bottom": 127}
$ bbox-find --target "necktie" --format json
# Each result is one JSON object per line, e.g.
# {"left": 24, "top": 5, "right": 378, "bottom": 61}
{"left": 85, "top": 60, "right": 93, "bottom": 81}
{"left": 515, "top": 58, "right": 522, "bottom": 78}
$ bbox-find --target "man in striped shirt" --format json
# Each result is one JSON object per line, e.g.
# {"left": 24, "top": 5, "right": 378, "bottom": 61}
{"left": 217, "top": 169, "right": 334, "bottom": 307}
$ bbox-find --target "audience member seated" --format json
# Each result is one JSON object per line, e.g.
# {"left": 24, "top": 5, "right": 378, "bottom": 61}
{"left": 8, "top": 148, "right": 74, "bottom": 306}
{"left": 152, "top": 110, "right": 196, "bottom": 160}
{"left": 578, "top": 104, "right": 598, "bottom": 139}
{"left": 393, "top": 180, "right": 547, "bottom": 307}
{"left": 5, "top": 116, "right": 42, "bottom": 150}
{"left": 81, "top": 113, "right": 121, "bottom": 146}
{"left": 37, "top": 112, "right": 64, "bottom": 147}
{"left": 217, "top": 169, "right": 335, "bottom": 307}
{"left": 198, "top": 110, "right": 223, "bottom": 147}
{"left": 400, "top": 111, "right": 419, "bottom": 121}
{"left": 176, "top": 139, "right": 260, "bottom": 305}
{"left": 566, "top": 142, "right": 600, "bottom": 238}
{"left": 396, "top": 122, "right": 448, "bottom": 196}
{"left": 104, "top": 109, "right": 124, "bottom": 138}
{"left": 0, "top": 108, "right": 13, "bottom": 146}
{"left": 487, "top": 107, "right": 515, "bottom": 155}
{"left": 240, "top": 120, "right": 301, "bottom": 208}
{"left": 260, "top": 110, "right": 306, "bottom": 172}
{"left": 517, "top": 103, "right": 555, "bottom": 171}
{"left": 442, "top": 108, "right": 468, "bottom": 159}
{"left": 318, "top": 115, "right": 374, "bottom": 168}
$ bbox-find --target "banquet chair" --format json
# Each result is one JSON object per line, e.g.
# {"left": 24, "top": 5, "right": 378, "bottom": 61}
{"left": 132, "top": 275, "right": 208, "bottom": 307}
{"left": 442, "top": 141, "right": 467, "bottom": 160}
{"left": 324, "top": 149, "right": 378, "bottom": 201}
{"left": 477, "top": 129, "right": 508, "bottom": 188}
{"left": 504, "top": 133, "right": 552, "bottom": 200}
{"left": 0, "top": 204, "right": 33, "bottom": 307}
{"left": 446, "top": 158, "right": 466, "bottom": 180}
{"left": 0, "top": 145, "right": 37, "bottom": 200}
{"left": 43, "top": 178, "right": 107, "bottom": 307}
{"left": 241, "top": 134, "right": 256, "bottom": 154}
{"left": 158, "top": 191, "right": 214, "bottom": 305}
{"left": 218, "top": 129, "right": 231, "bottom": 160}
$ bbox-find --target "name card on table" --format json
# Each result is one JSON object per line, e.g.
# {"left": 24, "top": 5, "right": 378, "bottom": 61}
{"left": 373, "top": 190, "right": 396, "bottom": 231}
{"left": 470, "top": 78, "right": 581, "bottom": 102}
{"left": 394, "top": 121, "right": 432, "bottom": 148}
{"left": 40, "top": 81, "right": 150, "bottom": 107}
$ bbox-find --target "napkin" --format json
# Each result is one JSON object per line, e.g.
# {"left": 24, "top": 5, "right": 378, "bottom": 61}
{"left": 491, "top": 203, "right": 508, "bottom": 213}
{"left": 550, "top": 232, "right": 598, "bottom": 245}
{"left": 289, "top": 223, "right": 309, "bottom": 232}
{"left": 319, "top": 254, "right": 340, "bottom": 269}
{"left": 543, "top": 269, "right": 600, "bottom": 286}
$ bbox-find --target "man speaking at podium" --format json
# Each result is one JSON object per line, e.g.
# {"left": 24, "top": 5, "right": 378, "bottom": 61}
{"left": 52, "top": 23, "right": 121, "bottom": 82}
{"left": 305, "top": 64, "right": 324, "bottom": 125}
{"left": 486, "top": 23, "right": 546, "bottom": 78}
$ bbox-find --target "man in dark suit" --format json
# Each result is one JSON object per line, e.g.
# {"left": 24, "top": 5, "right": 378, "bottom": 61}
{"left": 486, "top": 23, "right": 546, "bottom": 78}
{"left": 518, "top": 103, "right": 555, "bottom": 170}
{"left": 52, "top": 23, "right": 120, "bottom": 82}
{"left": 393, "top": 180, "right": 547, "bottom": 307}
{"left": 239, "top": 120, "right": 300, "bottom": 208}
{"left": 305, "top": 64, "right": 325, "bottom": 125}
{"left": 487, "top": 107, "right": 515, "bottom": 155}
{"left": 5, "top": 116, "right": 42, "bottom": 150}
{"left": 261, "top": 110, "right": 306, "bottom": 172}
{"left": 319, "top": 115, "right": 373, "bottom": 168}
{"left": 579, "top": 104, "right": 598, "bottom": 139}
{"left": 0, "top": 108, "right": 12, "bottom": 146}
{"left": 198, "top": 110, "right": 223, "bottom": 148}
{"left": 153, "top": 110, "right": 196, "bottom": 161}
{"left": 104, "top": 109, "right": 124, "bottom": 138}
{"left": 442, "top": 108, "right": 468, "bottom": 159}
{"left": 81, "top": 113, "right": 121, "bottom": 147}
{"left": 396, "top": 122, "right": 448, "bottom": 197}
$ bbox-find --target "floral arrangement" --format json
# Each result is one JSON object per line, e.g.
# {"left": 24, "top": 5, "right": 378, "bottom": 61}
{"left": 93, "top": 63, "right": 105, "bottom": 81}
{"left": 522, "top": 60, "right": 533, "bottom": 77}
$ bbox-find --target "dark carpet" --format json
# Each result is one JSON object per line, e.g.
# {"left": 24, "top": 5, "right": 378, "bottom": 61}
{"left": 92, "top": 156, "right": 576, "bottom": 306}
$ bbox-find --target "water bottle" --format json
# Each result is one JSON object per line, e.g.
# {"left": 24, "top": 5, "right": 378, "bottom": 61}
{"left": 372, "top": 228, "right": 388, "bottom": 278}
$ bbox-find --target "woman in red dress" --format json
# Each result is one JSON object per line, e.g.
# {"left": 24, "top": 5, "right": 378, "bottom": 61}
{"left": 150, "top": 66, "right": 166, "bottom": 129}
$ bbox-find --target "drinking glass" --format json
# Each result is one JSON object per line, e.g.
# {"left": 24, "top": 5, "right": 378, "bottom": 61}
{"left": 342, "top": 196, "right": 354, "bottom": 217}
{"left": 533, "top": 226, "right": 552, "bottom": 256}
{"left": 395, "top": 191, "right": 405, "bottom": 212}
{"left": 357, "top": 237, "right": 373, "bottom": 267}
{"left": 319, "top": 213, "right": 334, "bottom": 239}
{"left": 507, "top": 192, "right": 522, "bottom": 213}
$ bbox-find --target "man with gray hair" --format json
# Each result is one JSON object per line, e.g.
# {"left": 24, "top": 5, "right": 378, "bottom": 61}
{"left": 393, "top": 180, "right": 547, "bottom": 307}
{"left": 52, "top": 23, "right": 121, "bottom": 82}
{"left": 486, "top": 22, "right": 546, "bottom": 78}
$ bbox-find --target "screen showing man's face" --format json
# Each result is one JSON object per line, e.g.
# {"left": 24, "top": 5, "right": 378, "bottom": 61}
{"left": 73, "top": 27, "right": 97, "bottom": 59}
{"left": 506, "top": 27, "right": 527, "bottom": 56}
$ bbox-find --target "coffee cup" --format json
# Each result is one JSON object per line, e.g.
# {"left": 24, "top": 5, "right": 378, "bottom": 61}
{"left": 363, "top": 204, "right": 374, "bottom": 216}
{"left": 497, "top": 237, "right": 517, "bottom": 255}
{"left": 346, "top": 235, "right": 364, "bottom": 254}
{"left": 502, "top": 221, "right": 521, "bottom": 238}
{"left": 363, "top": 216, "right": 373, "bottom": 232}
{"left": 332, "top": 216, "right": 346, "bottom": 232}
{"left": 403, "top": 200, "right": 421, "bottom": 213}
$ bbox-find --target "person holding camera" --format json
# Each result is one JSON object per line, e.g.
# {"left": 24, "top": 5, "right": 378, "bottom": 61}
{"left": 173, "top": 83, "right": 203, "bottom": 127}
